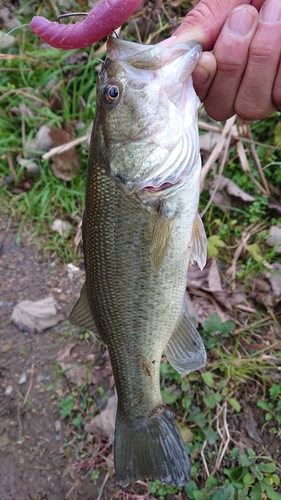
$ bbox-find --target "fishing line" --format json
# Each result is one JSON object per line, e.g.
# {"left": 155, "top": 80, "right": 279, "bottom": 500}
{"left": 0, "top": 24, "right": 30, "bottom": 46}
{"left": 0, "top": 19, "right": 104, "bottom": 63}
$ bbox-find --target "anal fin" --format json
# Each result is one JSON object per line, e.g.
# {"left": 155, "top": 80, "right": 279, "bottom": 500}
{"left": 69, "top": 282, "right": 97, "bottom": 333}
{"left": 165, "top": 304, "right": 206, "bottom": 374}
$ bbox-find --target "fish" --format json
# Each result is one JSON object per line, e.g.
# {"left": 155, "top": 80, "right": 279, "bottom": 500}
{"left": 69, "top": 35, "right": 207, "bottom": 488}
{"left": 30, "top": 0, "right": 142, "bottom": 50}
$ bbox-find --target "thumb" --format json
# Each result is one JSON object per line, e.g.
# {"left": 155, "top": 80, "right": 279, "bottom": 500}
{"left": 173, "top": 0, "right": 252, "bottom": 49}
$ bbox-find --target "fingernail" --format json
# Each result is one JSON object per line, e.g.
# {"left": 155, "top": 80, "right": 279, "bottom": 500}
{"left": 227, "top": 8, "right": 254, "bottom": 37}
{"left": 260, "top": 0, "right": 281, "bottom": 24}
{"left": 192, "top": 66, "right": 210, "bottom": 86}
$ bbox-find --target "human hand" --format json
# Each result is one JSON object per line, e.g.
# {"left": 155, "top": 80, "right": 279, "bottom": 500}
{"left": 164, "top": 0, "right": 281, "bottom": 121}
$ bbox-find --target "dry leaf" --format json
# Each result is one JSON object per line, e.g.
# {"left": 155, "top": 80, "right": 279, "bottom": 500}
{"left": 249, "top": 278, "right": 277, "bottom": 308}
{"left": 199, "top": 131, "right": 221, "bottom": 153}
{"left": 28, "top": 125, "right": 53, "bottom": 158}
{"left": 0, "top": 30, "right": 15, "bottom": 48}
{"left": 268, "top": 197, "right": 281, "bottom": 215}
{"left": 49, "top": 126, "right": 80, "bottom": 181}
{"left": 17, "top": 156, "right": 40, "bottom": 175}
{"left": 11, "top": 296, "right": 63, "bottom": 333}
{"left": 266, "top": 226, "right": 281, "bottom": 253}
{"left": 188, "top": 259, "right": 245, "bottom": 308}
{"left": 0, "top": 434, "right": 10, "bottom": 447}
{"left": 268, "top": 263, "right": 281, "bottom": 298}
{"left": 57, "top": 344, "right": 112, "bottom": 387}
{"left": 0, "top": 6, "right": 21, "bottom": 29}
{"left": 187, "top": 259, "right": 246, "bottom": 310}
{"left": 208, "top": 175, "right": 255, "bottom": 212}
{"left": 190, "top": 296, "right": 218, "bottom": 325}
{"left": 219, "top": 176, "right": 255, "bottom": 202}
{"left": 51, "top": 219, "right": 72, "bottom": 238}
{"left": 85, "top": 393, "right": 117, "bottom": 438}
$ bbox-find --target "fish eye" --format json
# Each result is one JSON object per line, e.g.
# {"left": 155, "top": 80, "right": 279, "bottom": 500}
{"left": 103, "top": 83, "right": 120, "bottom": 104}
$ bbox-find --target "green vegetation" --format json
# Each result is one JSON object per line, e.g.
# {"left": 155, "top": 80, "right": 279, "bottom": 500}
{"left": 1, "top": 1, "right": 281, "bottom": 498}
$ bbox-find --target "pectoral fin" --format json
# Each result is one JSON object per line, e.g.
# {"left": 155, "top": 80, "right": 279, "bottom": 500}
{"left": 189, "top": 213, "right": 207, "bottom": 271}
{"left": 150, "top": 211, "right": 175, "bottom": 272}
{"left": 69, "top": 282, "right": 97, "bottom": 333}
{"left": 165, "top": 304, "right": 206, "bottom": 374}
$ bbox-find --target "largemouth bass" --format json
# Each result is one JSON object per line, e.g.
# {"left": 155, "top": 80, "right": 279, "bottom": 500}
{"left": 70, "top": 36, "right": 207, "bottom": 488}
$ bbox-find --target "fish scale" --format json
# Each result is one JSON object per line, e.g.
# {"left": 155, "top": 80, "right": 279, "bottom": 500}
{"left": 69, "top": 36, "right": 207, "bottom": 487}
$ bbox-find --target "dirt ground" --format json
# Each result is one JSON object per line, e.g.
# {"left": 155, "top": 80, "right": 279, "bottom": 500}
{"left": 0, "top": 215, "right": 120, "bottom": 500}
{"left": 1, "top": 218, "right": 281, "bottom": 500}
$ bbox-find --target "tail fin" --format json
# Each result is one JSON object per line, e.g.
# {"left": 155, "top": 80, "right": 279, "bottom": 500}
{"left": 114, "top": 407, "right": 190, "bottom": 488}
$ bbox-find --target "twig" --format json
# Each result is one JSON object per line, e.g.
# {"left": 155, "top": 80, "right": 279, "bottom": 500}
{"left": 198, "top": 121, "right": 281, "bottom": 150}
{"left": 212, "top": 403, "right": 230, "bottom": 474}
{"left": 23, "top": 363, "right": 35, "bottom": 405}
{"left": 6, "top": 154, "right": 17, "bottom": 181}
{"left": 200, "top": 440, "right": 210, "bottom": 477}
{"left": 227, "top": 221, "right": 269, "bottom": 288}
{"left": 66, "top": 480, "right": 79, "bottom": 499}
{"left": 0, "top": 88, "right": 48, "bottom": 105}
{"left": 49, "top": 0, "right": 60, "bottom": 17}
{"left": 42, "top": 134, "right": 88, "bottom": 160}
{"left": 200, "top": 131, "right": 232, "bottom": 217}
{"left": 20, "top": 102, "right": 26, "bottom": 157}
{"left": 97, "top": 471, "right": 110, "bottom": 500}
{"left": 17, "top": 405, "right": 22, "bottom": 443}
{"left": 200, "top": 115, "right": 237, "bottom": 191}
{"left": 248, "top": 126, "right": 270, "bottom": 195}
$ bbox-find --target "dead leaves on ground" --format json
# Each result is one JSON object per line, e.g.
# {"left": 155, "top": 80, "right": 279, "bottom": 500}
{"left": 57, "top": 343, "right": 115, "bottom": 438}
{"left": 57, "top": 343, "right": 113, "bottom": 388}
{"left": 28, "top": 124, "right": 81, "bottom": 181}
{"left": 187, "top": 258, "right": 246, "bottom": 325}
{"left": 11, "top": 296, "right": 63, "bottom": 333}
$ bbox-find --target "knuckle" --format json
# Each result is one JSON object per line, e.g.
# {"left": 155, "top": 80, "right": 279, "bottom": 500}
{"left": 216, "top": 59, "right": 243, "bottom": 78}
{"left": 248, "top": 45, "right": 275, "bottom": 67}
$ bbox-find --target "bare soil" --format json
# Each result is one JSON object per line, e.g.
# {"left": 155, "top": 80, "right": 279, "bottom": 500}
{"left": 1, "top": 215, "right": 280, "bottom": 499}
{"left": 0, "top": 216, "right": 118, "bottom": 500}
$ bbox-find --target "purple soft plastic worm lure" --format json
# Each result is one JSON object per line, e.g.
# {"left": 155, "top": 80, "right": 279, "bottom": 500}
{"left": 30, "top": 0, "right": 142, "bottom": 50}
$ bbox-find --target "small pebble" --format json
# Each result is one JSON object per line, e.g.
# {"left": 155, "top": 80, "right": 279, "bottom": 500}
{"left": 0, "top": 300, "right": 4, "bottom": 307}
{"left": 18, "top": 373, "right": 27, "bottom": 385}
{"left": 54, "top": 420, "right": 61, "bottom": 432}
{"left": 38, "top": 374, "right": 46, "bottom": 382}
{"left": 4, "top": 385, "right": 13, "bottom": 396}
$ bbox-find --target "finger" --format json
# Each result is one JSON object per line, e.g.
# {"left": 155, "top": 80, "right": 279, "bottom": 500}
{"left": 172, "top": 0, "right": 252, "bottom": 50}
{"left": 235, "top": 0, "right": 281, "bottom": 119}
{"left": 192, "top": 52, "right": 217, "bottom": 102}
{"left": 203, "top": 6, "right": 259, "bottom": 120}
{"left": 273, "top": 62, "right": 281, "bottom": 110}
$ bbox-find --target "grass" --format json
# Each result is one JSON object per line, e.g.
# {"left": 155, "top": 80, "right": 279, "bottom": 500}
{"left": 1, "top": 1, "right": 281, "bottom": 499}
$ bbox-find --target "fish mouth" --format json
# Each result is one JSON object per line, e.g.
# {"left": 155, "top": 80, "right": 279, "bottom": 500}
{"left": 106, "top": 36, "right": 202, "bottom": 201}
{"left": 107, "top": 36, "right": 202, "bottom": 72}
